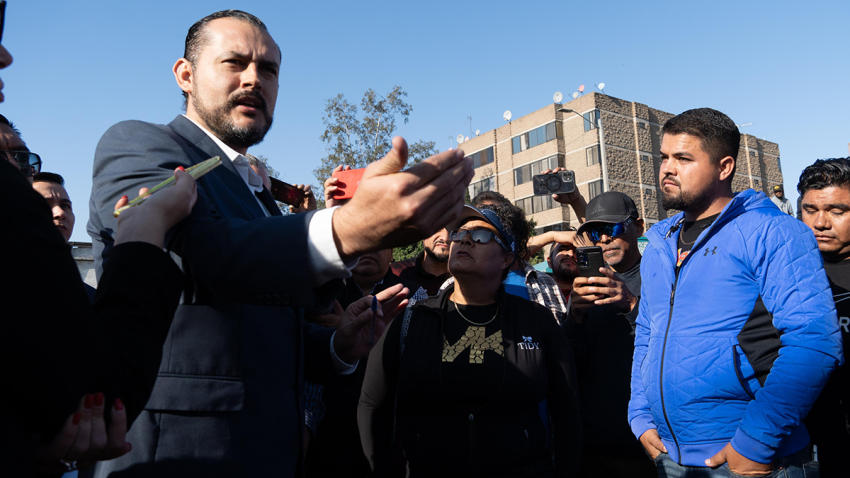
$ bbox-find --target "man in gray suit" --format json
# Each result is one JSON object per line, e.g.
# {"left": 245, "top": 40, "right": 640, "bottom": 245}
{"left": 87, "top": 10, "right": 472, "bottom": 477}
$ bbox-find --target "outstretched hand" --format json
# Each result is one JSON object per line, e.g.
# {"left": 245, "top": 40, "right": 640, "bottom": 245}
{"left": 705, "top": 443, "right": 773, "bottom": 476}
{"left": 33, "top": 394, "right": 131, "bottom": 473}
{"left": 331, "top": 137, "right": 473, "bottom": 262}
{"left": 114, "top": 167, "right": 198, "bottom": 247}
{"left": 334, "top": 283, "right": 410, "bottom": 363}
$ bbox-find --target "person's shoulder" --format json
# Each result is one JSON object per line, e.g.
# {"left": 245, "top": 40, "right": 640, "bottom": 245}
{"left": 390, "top": 259, "right": 415, "bottom": 277}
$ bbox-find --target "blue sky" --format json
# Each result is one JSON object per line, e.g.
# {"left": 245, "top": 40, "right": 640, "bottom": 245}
{"left": 3, "top": 0, "right": 848, "bottom": 241}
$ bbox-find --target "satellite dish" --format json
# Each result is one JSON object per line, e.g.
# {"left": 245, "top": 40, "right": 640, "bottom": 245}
{"left": 457, "top": 134, "right": 464, "bottom": 144}
{"left": 475, "top": 129, "right": 480, "bottom": 136}
{"left": 465, "top": 136, "right": 469, "bottom": 142}
{"left": 553, "top": 91, "right": 563, "bottom": 103}
{"left": 597, "top": 82, "right": 606, "bottom": 93}
{"left": 578, "top": 85, "right": 585, "bottom": 93}
{"left": 503, "top": 110, "right": 512, "bottom": 121}
{"left": 572, "top": 92, "right": 579, "bottom": 99}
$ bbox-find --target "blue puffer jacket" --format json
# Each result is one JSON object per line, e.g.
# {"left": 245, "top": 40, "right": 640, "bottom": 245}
{"left": 628, "top": 189, "right": 844, "bottom": 466}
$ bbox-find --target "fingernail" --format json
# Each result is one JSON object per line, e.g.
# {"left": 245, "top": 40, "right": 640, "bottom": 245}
{"left": 72, "top": 412, "right": 82, "bottom": 425}
{"left": 177, "top": 166, "right": 185, "bottom": 172}
{"left": 94, "top": 392, "right": 104, "bottom": 407}
{"left": 114, "top": 398, "right": 124, "bottom": 411}
{"left": 705, "top": 459, "right": 710, "bottom": 465}
{"left": 121, "top": 195, "right": 128, "bottom": 201}
{"left": 84, "top": 394, "right": 94, "bottom": 408}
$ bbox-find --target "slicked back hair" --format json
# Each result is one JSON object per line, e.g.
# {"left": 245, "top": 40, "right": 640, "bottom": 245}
{"left": 33, "top": 172, "right": 65, "bottom": 187}
{"left": 798, "top": 157, "right": 850, "bottom": 198}
{"left": 181, "top": 10, "right": 273, "bottom": 101}
{"left": 662, "top": 107, "right": 740, "bottom": 178}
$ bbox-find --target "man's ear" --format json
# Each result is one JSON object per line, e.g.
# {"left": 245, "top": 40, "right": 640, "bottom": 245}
{"left": 718, "top": 156, "right": 735, "bottom": 182}
{"left": 635, "top": 218, "right": 645, "bottom": 236}
{"left": 502, "top": 252, "right": 515, "bottom": 271}
{"left": 173, "top": 58, "right": 193, "bottom": 98}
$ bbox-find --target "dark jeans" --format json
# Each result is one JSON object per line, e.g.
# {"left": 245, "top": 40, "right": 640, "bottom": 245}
{"left": 654, "top": 446, "right": 818, "bottom": 478}
{"left": 579, "top": 449, "right": 657, "bottom": 477}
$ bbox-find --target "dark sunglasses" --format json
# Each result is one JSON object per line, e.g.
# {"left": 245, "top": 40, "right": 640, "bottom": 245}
{"left": 0, "top": 1, "right": 6, "bottom": 44}
{"left": 450, "top": 228, "right": 509, "bottom": 252}
{"left": 1, "top": 150, "right": 42, "bottom": 177}
{"left": 584, "top": 217, "right": 635, "bottom": 242}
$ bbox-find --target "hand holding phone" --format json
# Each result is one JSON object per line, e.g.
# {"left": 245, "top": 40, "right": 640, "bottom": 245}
{"left": 330, "top": 168, "right": 366, "bottom": 200}
{"left": 270, "top": 177, "right": 308, "bottom": 206}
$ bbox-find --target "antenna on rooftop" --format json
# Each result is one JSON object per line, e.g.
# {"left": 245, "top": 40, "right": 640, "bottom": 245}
{"left": 553, "top": 91, "right": 563, "bottom": 104}
{"left": 596, "top": 82, "right": 606, "bottom": 94}
{"left": 503, "top": 110, "right": 512, "bottom": 122}
{"left": 467, "top": 115, "right": 473, "bottom": 135}
{"left": 448, "top": 135, "right": 453, "bottom": 150}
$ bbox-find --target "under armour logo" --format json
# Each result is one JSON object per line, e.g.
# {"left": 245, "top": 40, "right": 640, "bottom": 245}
{"left": 704, "top": 247, "right": 717, "bottom": 256}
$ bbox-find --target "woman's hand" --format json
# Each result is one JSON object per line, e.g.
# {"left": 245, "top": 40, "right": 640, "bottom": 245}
{"left": 324, "top": 164, "right": 351, "bottom": 208}
{"left": 33, "top": 393, "right": 131, "bottom": 473}
{"left": 288, "top": 184, "right": 317, "bottom": 214}
{"left": 114, "top": 167, "right": 198, "bottom": 247}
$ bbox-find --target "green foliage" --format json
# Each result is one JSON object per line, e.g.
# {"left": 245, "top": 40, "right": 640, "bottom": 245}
{"left": 313, "top": 86, "right": 438, "bottom": 208}
{"left": 393, "top": 241, "right": 424, "bottom": 263}
{"left": 525, "top": 217, "right": 543, "bottom": 266}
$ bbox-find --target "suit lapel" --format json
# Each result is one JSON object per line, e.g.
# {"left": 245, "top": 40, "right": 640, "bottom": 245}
{"left": 256, "top": 188, "right": 283, "bottom": 216}
{"left": 166, "top": 116, "right": 267, "bottom": 219}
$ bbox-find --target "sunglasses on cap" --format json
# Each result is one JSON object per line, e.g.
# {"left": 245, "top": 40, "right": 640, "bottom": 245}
{"left": 584, "top": 217, "right": 635, "bottom": 242}
{"left": 450, "top": 228, "right": 510, "bottom": 252}
{"left": 2, "top": 150, "right": 42, "bottom": 177}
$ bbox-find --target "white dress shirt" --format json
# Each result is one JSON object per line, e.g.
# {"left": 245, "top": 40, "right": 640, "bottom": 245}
{"left": 184, "top": 115, "right": 358, "bottom": 373}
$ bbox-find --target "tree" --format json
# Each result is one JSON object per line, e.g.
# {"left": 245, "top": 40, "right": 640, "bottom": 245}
{"left": 392, "top": 241, "right": 424, "bottom": 263}
{"left": 313, "top": 86, "right": 438, "bottom": 208}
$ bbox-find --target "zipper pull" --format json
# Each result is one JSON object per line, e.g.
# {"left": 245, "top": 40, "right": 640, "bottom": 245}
{"left": 469, "top": 414, "right": 474, "bottom": 421}
{"left": 669, "top": 286, "right": 675, "bottom": 306}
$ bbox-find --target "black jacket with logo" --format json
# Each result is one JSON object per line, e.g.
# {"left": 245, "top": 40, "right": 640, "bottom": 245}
{"left": 358, "top": 284, "right": 582, "bottom": 477}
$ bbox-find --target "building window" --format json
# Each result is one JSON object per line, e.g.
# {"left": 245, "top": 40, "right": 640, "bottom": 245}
{"left": 511, "top": 122, "right": 563, "bottom": 154}
{"left": 467, "top": 146, "right": 494, "bottom": 169}
{"left": 468, "top": 176, "right": 496, "bottom": 199}
{"left": 535, "top": 222, "right": 570, "bottom": 235}
{"left": 586, "top": 146, "right": 599, "bottom": 166}
{"left": 583, "top": 110, "right": 600, "bottom": 132}
{"left": 636, "top": 121, "right": 647, "bottom": 129}
{"left": 641, "top": 154, "right": 652, "bottom": 161}
{"left": 514, "top": 154, "right": 564, "bottom": 186}
{"left": 588, "top": 179, "right": 603, "bottom": 200}
{"left": 514, "top": 194, "right": 557, "bottom": 215}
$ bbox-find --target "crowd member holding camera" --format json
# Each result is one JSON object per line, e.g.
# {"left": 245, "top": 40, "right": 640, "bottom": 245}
{"left": 560, "top": 191, "right": 654, "bottom": 478}
{"left": 359, "top": 204, "right": 582, "bottom": 477}
{"left": 631, "top": 108, "right": 840, "bottom": 477}
{"left": 797, "top": 157, "right": 850, "bottom": 477}
{"left": 87, "top": 11, "right": 471, "bottom": 476}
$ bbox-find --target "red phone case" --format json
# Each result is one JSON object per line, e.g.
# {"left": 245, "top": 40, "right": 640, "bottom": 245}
{"left": 331, "top": 168, "right": 366, "bottom": 200}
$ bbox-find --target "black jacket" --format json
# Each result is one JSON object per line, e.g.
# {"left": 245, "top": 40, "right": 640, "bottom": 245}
{"left": 358, "top": 284, "right": 582, "bottom": 477}
{"left": 0, "top": 158, "right": 183, "bottom": 476}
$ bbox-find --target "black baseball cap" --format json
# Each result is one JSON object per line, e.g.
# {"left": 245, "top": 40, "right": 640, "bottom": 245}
{"left": 448, "top": 205, "right": 516, "bottom": 254}
{"left": 773, "top": 185, "right": 783, "bottom": 192}
{"left": 577, "top": 191, "right": 639, "bottom": 235}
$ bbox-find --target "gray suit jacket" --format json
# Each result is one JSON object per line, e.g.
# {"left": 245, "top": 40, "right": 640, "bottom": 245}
{"left": 87, "top": 115, "right": 339, "bottom": 477}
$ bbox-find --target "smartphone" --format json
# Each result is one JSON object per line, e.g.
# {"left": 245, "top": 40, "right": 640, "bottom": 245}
{"left": 532, "top": 170, "right": 576, "bottom": 196}
{"left": 577, "top": 246, "right": 606, "bottom": 278}
{"left": 269, "top": 177, "right": 307, "bottom": 206}
{"left": 331, "top": 168, "right": 366, "bottom": 200}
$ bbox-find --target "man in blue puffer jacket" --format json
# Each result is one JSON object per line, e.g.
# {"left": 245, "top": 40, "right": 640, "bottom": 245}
{"left": 629, "top": 108, "right": 844, "bottom": 477}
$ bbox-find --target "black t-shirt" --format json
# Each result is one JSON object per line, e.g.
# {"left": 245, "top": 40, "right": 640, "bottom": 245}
{"left": 441, "top": 301, "right": 504, "bottom": 410}
{"left": 806, "top": 259, "right": 850, "bottom": 476}
{"left": 677, "top": 213, "right": 719, "bottom": 267}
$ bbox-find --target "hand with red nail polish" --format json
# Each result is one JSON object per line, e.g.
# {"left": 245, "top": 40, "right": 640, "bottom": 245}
{"left": 33, "top": 393, "right": 131, "bottom": 473}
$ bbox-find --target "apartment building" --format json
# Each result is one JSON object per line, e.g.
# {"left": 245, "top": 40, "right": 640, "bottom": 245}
{"left": 460, "top": 93, "right": 783, "bottom": 233}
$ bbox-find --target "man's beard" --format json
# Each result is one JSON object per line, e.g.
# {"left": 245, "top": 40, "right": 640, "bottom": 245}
{"left": 552, "top": 264, "right": 578, "bottom": 283}
{"left": 661, "top": 176, "right": 713, "bottom": 212}
{"left": 425, "top": 244, "right": 449, "bottom": 263}
{"left": 192, "top": 91, "right": 273, "bottom": 150}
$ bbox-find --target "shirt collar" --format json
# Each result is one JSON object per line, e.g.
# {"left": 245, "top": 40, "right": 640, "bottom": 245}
{"left": 182, "top": 114, "right": 264, "bottom": 192}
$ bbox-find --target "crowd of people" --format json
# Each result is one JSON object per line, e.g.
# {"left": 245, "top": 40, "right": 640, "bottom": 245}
{"left": 2, "top": 5, "right": 848, "bottom": 478}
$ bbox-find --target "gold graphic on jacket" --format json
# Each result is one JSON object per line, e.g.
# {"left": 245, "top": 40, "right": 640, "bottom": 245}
{"left": 442, "top": 326, "right": 504, "bottom": 364}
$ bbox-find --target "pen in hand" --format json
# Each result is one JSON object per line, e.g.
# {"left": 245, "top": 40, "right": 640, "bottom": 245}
{"left": 369, "top": 296, "right": 378, "bottom": 346}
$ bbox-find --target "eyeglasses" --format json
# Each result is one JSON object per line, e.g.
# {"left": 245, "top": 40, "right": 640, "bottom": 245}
{"left": 584, "top": 217, "right": 635, "bottom": 242}
{"left": 1, "top": 150, "right": 42, "bottom": 177}
{"left": 450, "top": 228, "right": 509, "bottom": 252}
{"left": 0, "top": 1, "right": 6, "bottom": 44}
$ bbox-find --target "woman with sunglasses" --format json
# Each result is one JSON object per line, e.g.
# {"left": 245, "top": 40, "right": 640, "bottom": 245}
{"left": 359, "top": 204, "right": 582, "bottom": 477}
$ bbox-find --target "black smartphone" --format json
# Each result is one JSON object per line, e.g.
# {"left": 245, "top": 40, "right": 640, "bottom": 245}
{"left": 577, "top": 246, "right": 606, "bottom": 278}
{"left": 532, "top": 170, "right": 576, "bottom": 196}
{"left": 269, "top": 177, "right": 307, "bottom": 206}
